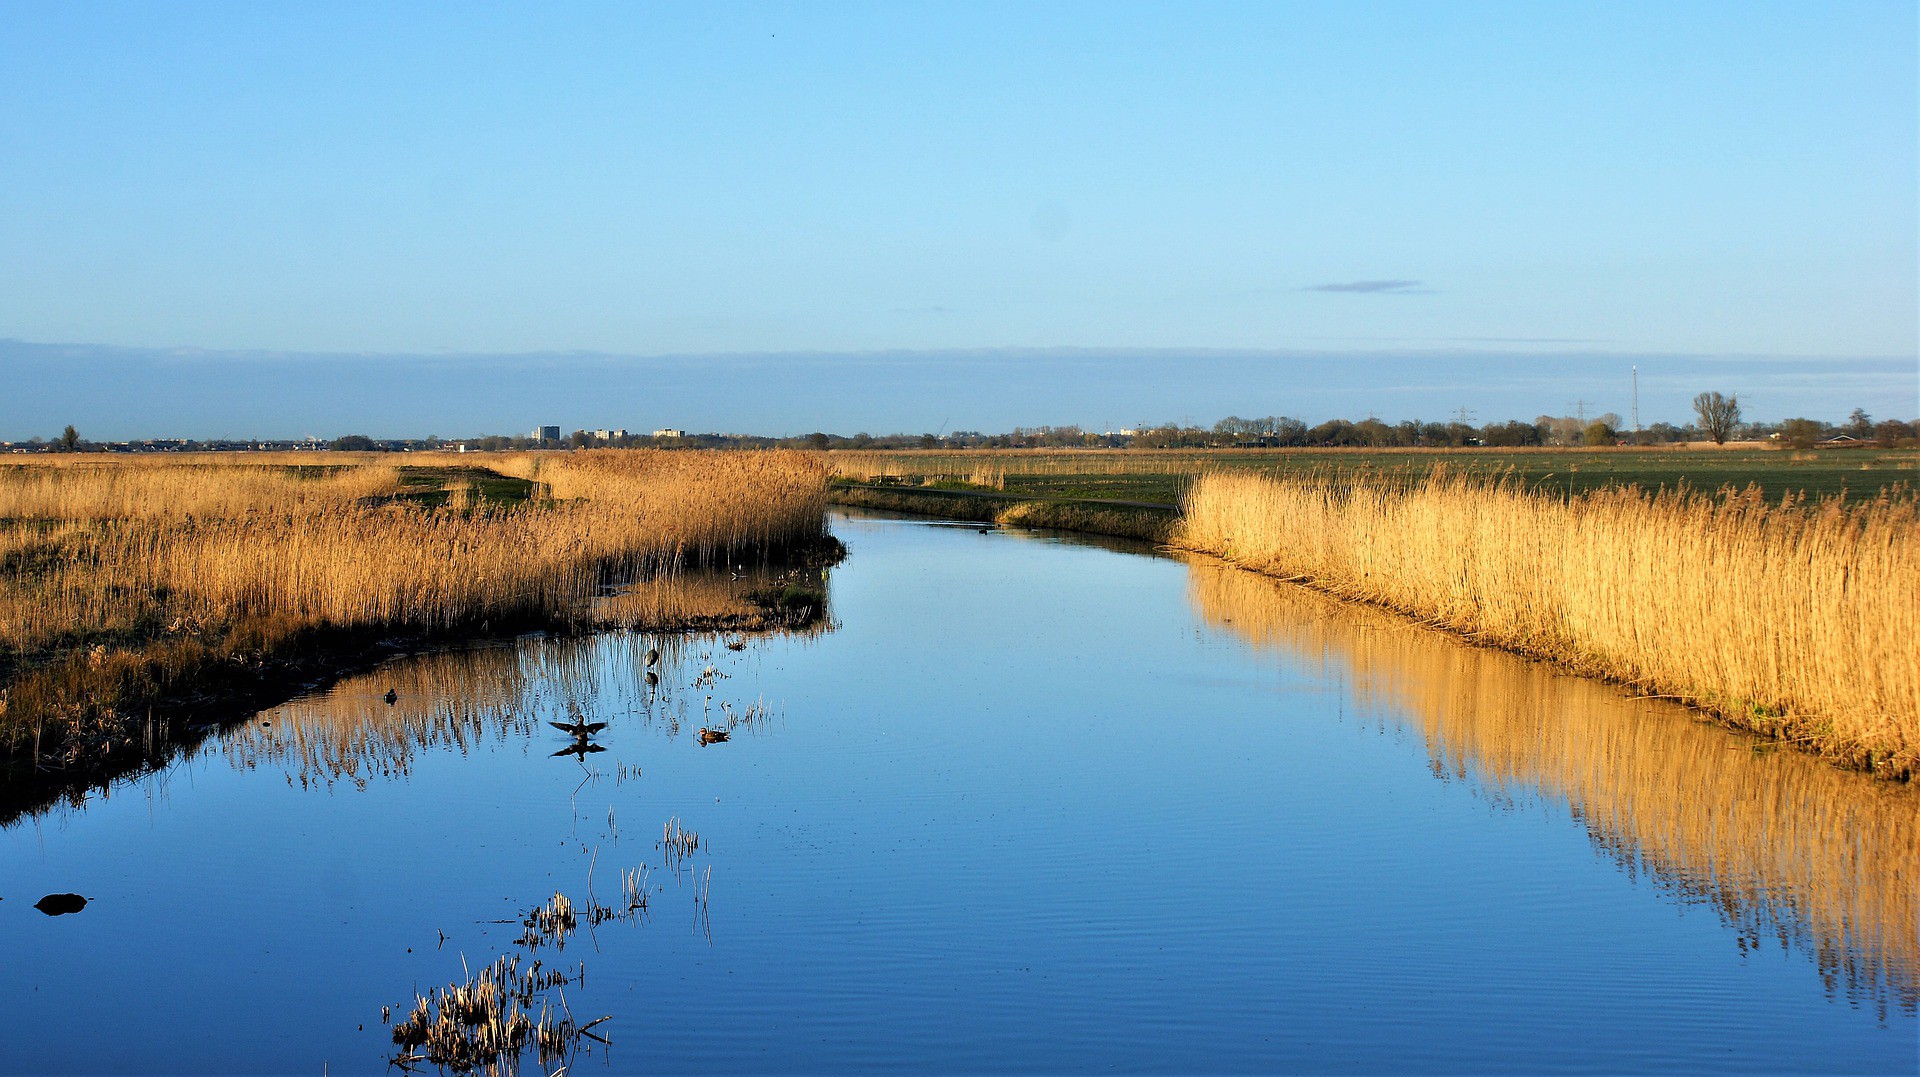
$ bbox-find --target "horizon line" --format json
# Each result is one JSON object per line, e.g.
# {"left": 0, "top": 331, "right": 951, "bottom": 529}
{"left": 5, "top": 336, "right": 1916, "bottom": 366}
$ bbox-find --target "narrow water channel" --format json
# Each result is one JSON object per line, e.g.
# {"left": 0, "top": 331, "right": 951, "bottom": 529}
{"left": 2, "top": 509, "right": 1913, "bottom": 1073}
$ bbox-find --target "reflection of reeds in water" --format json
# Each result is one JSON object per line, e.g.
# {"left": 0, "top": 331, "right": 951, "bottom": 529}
{"left": 1187, "top": 557, "right": 1919, "bottom": 1012}
{"left": 222, "top": 609, "right": 815, "bottom": 788}
{"left": 225, "top": 633, "right": 682, "bottom": 786}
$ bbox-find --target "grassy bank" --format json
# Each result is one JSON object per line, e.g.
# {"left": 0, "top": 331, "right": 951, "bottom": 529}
{"left": 1176, "top": 471, "right": 1919, "bottom": 778}
{"left": 828, "top": 484, "right": 1174, "bottom": 542}
{"left": 0, "top": 450, "right": 833, "bottom": 773}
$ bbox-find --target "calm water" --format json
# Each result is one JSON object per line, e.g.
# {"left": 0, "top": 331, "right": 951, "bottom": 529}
{"left": 3, "top": 510, "right": 1914, "bottom": 1074}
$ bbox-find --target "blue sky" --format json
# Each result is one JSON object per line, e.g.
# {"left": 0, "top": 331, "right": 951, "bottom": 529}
{"left": 2, "top": 3, "right": 1914, "bottom": 437}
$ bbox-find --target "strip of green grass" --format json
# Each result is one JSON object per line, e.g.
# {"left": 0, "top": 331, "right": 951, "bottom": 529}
{"left": 828, "top": 485, "right": 1174, "bottom": 542}
{"left": 864, "top": 447, "right": 1916, "bottom": 505}
{"left": 388, "top": 466, "right": 539, "bottom": 507}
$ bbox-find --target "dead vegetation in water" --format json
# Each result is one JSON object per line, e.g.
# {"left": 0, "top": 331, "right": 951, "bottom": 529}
{"left": 388, "top": 951, "right": 606, "bottom": 1073}
{"left": 619, "top": 865, "right": 652, "bottom": 915}
{"left": 517, "top": 893, "right": 578, "bottom": 950}
{"left": 390, "top": 874, "right": 665, "bottom": 1072}
{"left": 691, "top": 864, "right": 713, "bottom": 938}
{"left": 661, "top": 815, "right": 701, "bottom": 868}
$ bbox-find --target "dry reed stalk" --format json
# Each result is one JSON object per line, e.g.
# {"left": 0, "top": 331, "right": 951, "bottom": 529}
{"left": 1176, "top": 470, "right": 1920, "bottom": 772}
{"left": 660, "top": 815, "right": 700, "bottom": 868}
{"left": 521, "top": 892, "right": 578, "bottom": 949}
{"left": 620, "top": 865, "right": 652, "bottom": 912}
{"left": 0, "top": 454, "right": 403, "bottom": 520}
{"left": 967, "top": 462, "right": 1007, "bottom": 490}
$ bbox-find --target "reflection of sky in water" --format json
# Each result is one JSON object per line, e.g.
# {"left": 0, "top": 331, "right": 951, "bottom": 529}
{"left": 0, "top": 509, "right": 1912, "bottom": 1073}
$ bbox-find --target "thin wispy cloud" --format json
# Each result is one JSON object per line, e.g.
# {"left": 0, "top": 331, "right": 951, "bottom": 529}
{"left": 1448, "top": 336, "right": 1610, "bottom": 345}
{"left": 1302, "top": 279, "right": 1431, "bottom": 294}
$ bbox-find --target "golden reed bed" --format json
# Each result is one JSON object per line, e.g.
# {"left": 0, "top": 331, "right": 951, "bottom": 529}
{"left": 1177, "top": 470, "right": 1920, "bottom": 775}
{"left": 0, "top": 450, "right": 829, "bottom": 764}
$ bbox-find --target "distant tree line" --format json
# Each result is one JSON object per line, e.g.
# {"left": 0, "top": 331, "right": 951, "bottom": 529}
{"left": 771, "top": 404, "right": 1916, "bottom": 451}
{"left": 11, "top": 402, "right": 1917, "bottom": 455}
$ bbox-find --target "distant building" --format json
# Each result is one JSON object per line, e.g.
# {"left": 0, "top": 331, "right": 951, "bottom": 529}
{"left": 653, "top": 428, "right": 684, "bottom": 438}
{"left": 592, "top": 428, "right": 629, "bottom": 441}
{"left": 532, "top": 425, "right": 561, "bottom": 443}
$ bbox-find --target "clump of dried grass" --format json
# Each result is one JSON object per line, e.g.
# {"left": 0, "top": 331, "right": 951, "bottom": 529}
{"left": 519, "top": 892, "right": 578, "bottom": 949}
{"left": 389, "top": 951, "right": 605, "bottom": 1071}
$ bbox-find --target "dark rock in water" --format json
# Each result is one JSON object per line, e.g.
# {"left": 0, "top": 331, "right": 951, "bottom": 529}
{"left": 34, "top": 893, "right": 88, "bottom": 916}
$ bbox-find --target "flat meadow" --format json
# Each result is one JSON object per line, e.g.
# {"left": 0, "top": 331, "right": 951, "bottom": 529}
{"left": 828, "top": 444, "right": 1919, "bottom": 505}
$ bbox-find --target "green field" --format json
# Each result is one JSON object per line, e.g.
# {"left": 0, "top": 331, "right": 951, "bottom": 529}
{"left": 840, "top": 447, "right": 1918, "bottom": 506}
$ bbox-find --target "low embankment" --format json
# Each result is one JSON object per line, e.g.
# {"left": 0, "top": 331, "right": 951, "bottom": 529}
{"left": 1175, "top": 471, "right": 1919, "bottom": 777}
{"left": 828, "top": 484, "right": 1174, "bottom": 542}
{"left": 0, "top": 450, "right": 833, "bottom": 773}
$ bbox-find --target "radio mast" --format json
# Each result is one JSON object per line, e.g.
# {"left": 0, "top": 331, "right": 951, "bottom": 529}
{"left": 1632, "top": 366, "right": 1641, "bottom": 434}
